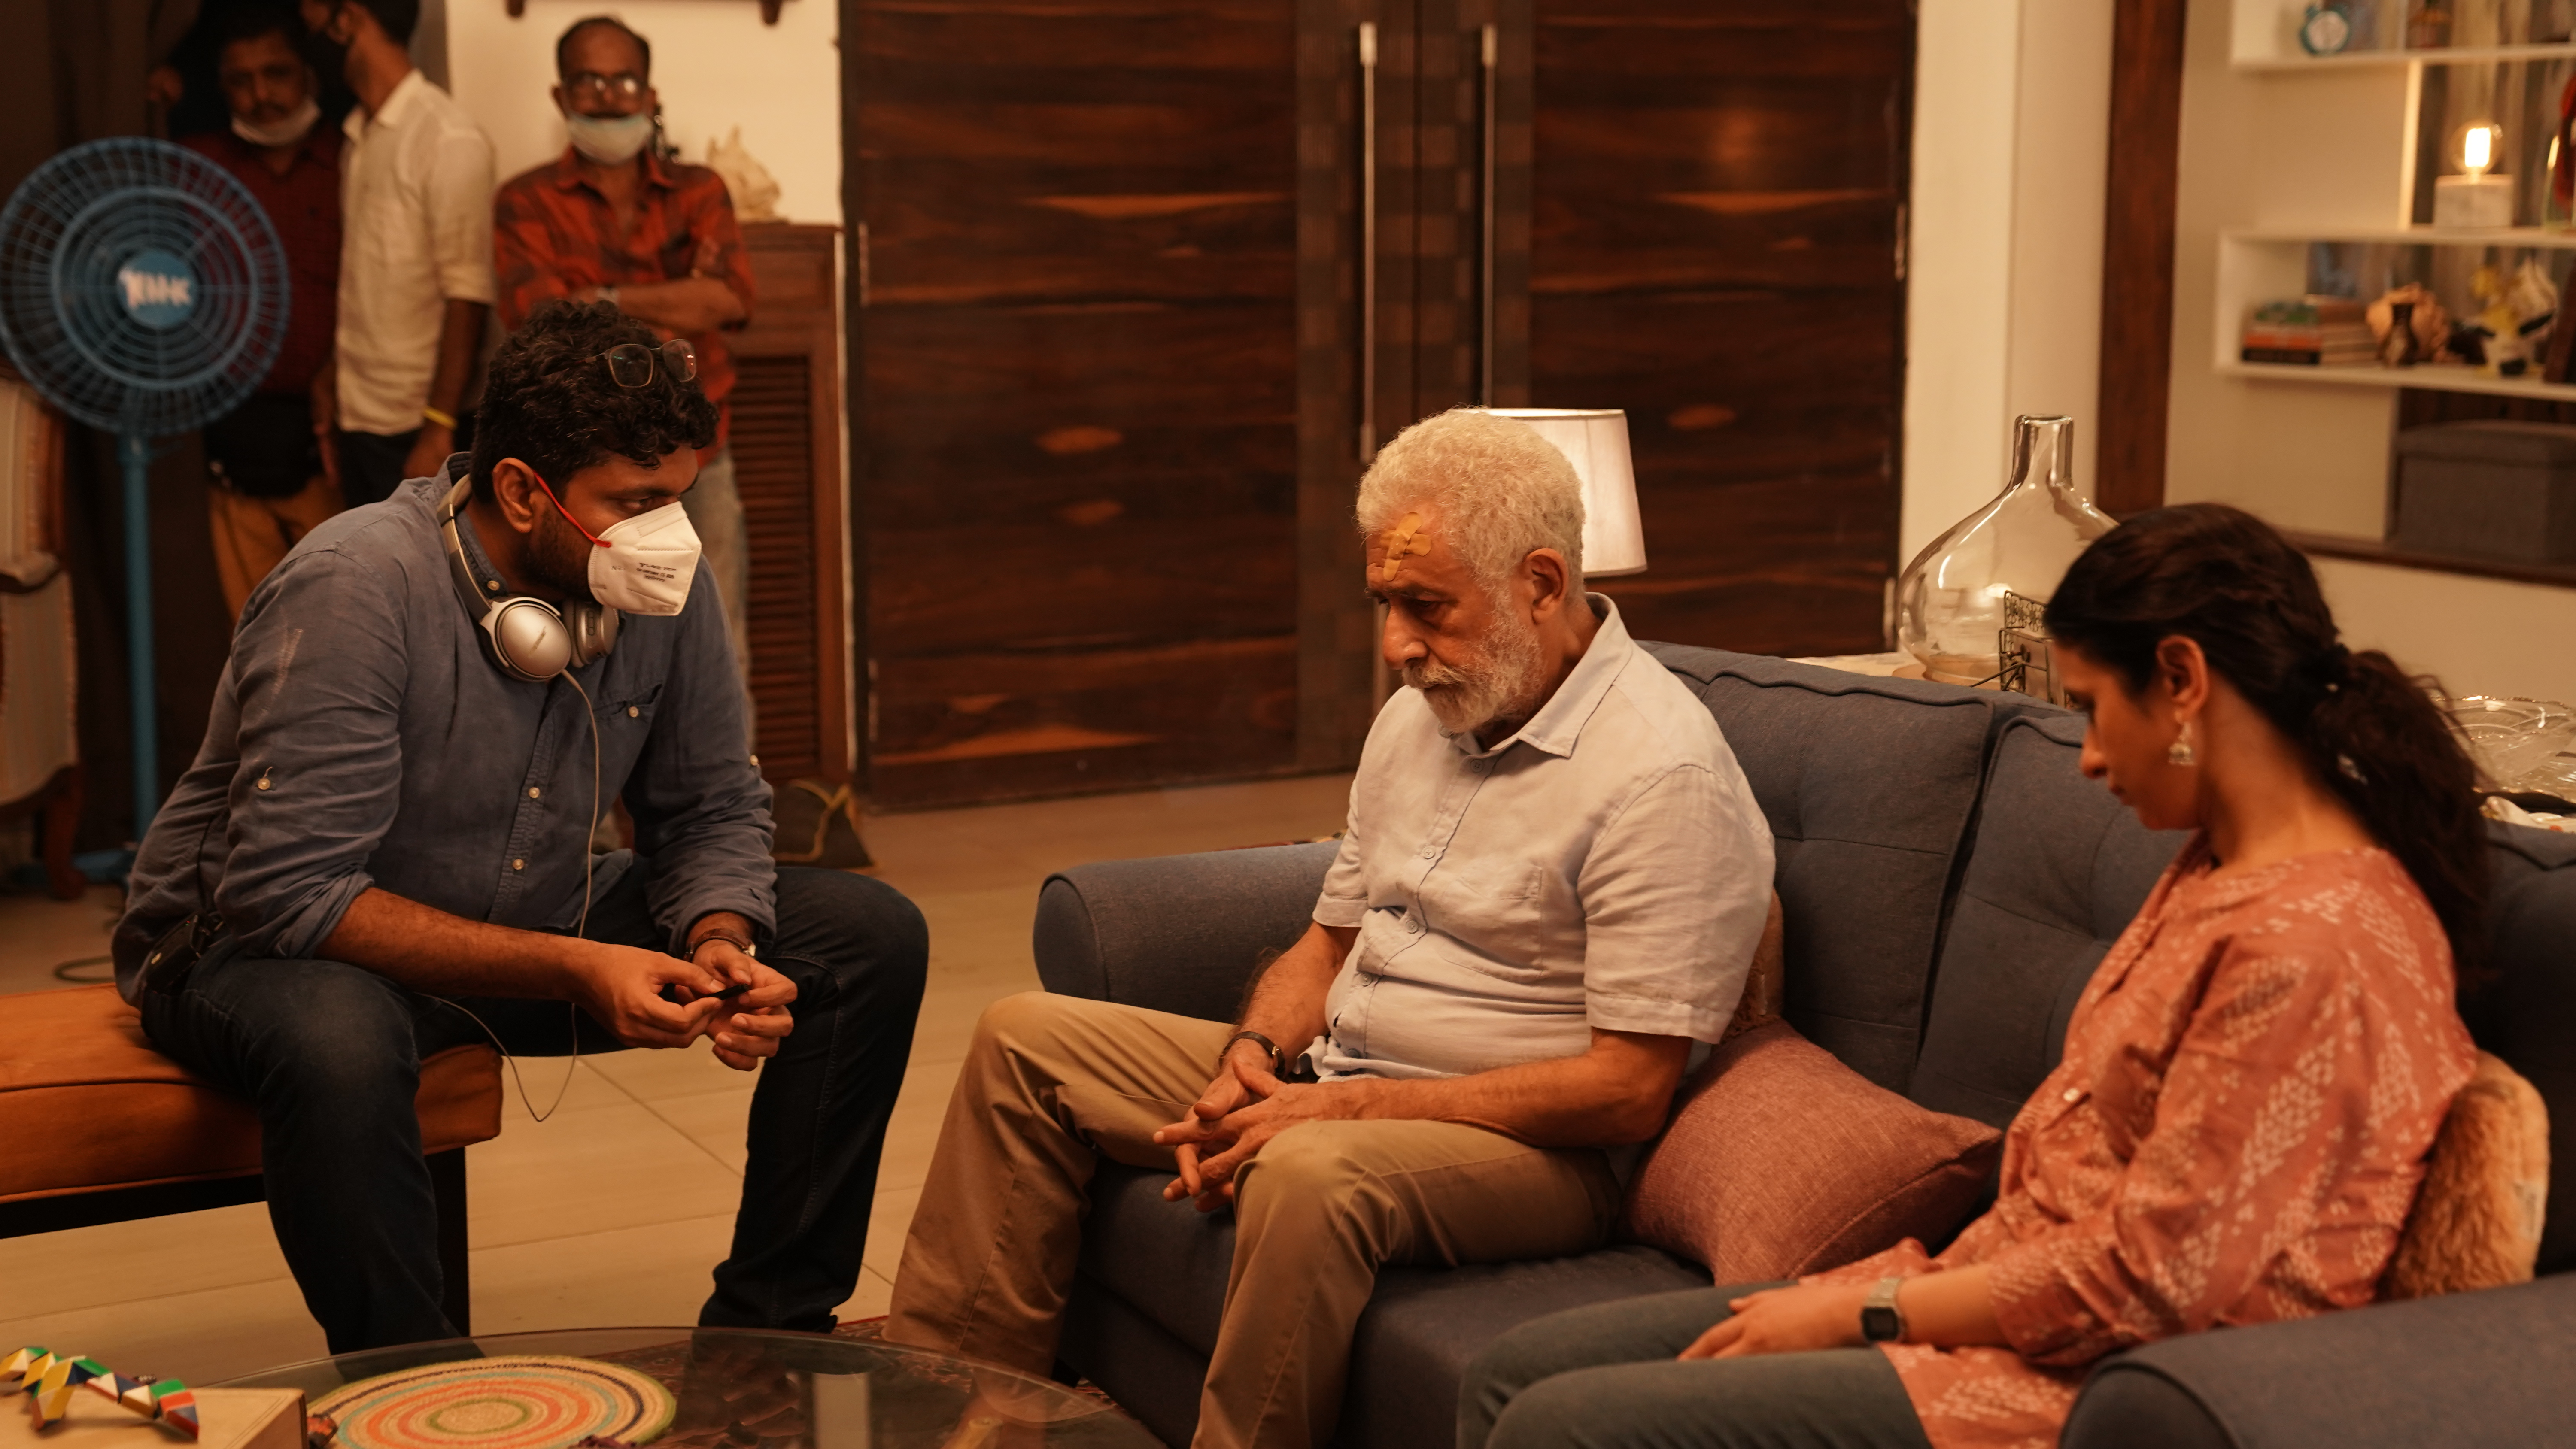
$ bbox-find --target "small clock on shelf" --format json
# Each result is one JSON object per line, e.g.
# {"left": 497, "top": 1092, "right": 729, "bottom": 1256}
{"left": 2302, "top": 3, "right": 2356, "bottom": 55}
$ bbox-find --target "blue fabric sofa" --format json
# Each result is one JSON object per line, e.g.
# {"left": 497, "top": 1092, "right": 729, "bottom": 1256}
{"left": 1027, "top": 646, "right": 2576, "bottom": 1449}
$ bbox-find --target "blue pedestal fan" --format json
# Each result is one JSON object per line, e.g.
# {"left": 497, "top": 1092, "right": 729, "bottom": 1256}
{"left": 0, "top": 138, "right": 287, "bottom": 849}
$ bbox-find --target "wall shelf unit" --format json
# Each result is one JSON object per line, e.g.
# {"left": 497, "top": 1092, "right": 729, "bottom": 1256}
{"left": 2225, "top": 225, "right": 2576, "bottom": 247}
{"left": 2220, "top": 359, "right": 2576, "bottom": 401}
{"left": 2230, "top": 1, "right": 2576, "bottom": 70}
{"left": 2284, "top": 527, "right": 2576, "bottom": 588}
{"left": 2234, "top": 42, "right": 2576, "bottom": 72}
{"left": 2179, "top": 0, "right": 2576, "bottom": 704}
{"left": 2212, "top": 227, "right": 2576, "bottom": 405}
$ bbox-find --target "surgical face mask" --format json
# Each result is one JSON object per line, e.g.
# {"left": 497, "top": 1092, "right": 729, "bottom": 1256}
{"left": 233, "top": 95, "right": 320, "bottom": 148}
{"left": 529, "top": 469, "right": 703, "bottom": 616}
{"left": 565, "top": 110, "right": 655, "bottom": 167}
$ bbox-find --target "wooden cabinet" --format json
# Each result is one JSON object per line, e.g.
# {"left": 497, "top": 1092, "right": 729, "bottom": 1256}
{"left": 844, "top": 0, "right": 1912, "bottom": 808}
{"left": 735, "top": 223, "right": 853, "bottom": 786}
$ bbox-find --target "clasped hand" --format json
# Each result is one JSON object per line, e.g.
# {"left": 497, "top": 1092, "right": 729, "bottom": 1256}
{"left": 1152, "top": 1045, "right": 1350, "bottom": 1211}
{"left": 567, "top": 939, "right": 796, "bottom": 1070}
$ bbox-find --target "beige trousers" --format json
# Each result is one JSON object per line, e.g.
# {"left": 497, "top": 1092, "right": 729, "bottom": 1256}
{"left": 885, "top": 992, "right": 1622, "bottom": 1449}
{"left": 208, "top": 473, "right": 343, "bottom": 621}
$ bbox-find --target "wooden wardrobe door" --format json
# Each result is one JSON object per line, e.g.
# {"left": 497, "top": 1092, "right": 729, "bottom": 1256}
{"left": 853, "top": 1, "right": 1303, "bottom": 807}
{"left": 1509, "top": 0, "right": 1913, "bottom": 655}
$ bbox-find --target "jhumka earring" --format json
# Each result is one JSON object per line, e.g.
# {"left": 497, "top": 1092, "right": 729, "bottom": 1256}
{"left": 2167, "top": 720, "right": 2197, "bottom": 767}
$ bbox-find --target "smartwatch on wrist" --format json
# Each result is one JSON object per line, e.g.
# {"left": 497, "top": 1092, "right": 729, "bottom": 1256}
{"left": 1859, "top": 1277, "right": 1908, "bottom": 1344}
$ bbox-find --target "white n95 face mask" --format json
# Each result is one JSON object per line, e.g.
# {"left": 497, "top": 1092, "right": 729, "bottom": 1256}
{"left": 528, "top": 466, "right": 703, "bottom": 617}
{"left": 588, "top": 500, "right": 702, "bottom": 616}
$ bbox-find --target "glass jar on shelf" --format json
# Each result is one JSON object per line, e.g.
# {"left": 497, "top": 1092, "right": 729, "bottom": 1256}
{"left": 1896, "top": 415, "right": 2115, "bottom": 688}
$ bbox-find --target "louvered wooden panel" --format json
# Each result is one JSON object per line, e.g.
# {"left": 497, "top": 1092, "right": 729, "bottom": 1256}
{"left": 735, "top": 223, "right": 851, "bottom": 787}
{"left": 733, "top": 353, "right": 825, "bottom": 780}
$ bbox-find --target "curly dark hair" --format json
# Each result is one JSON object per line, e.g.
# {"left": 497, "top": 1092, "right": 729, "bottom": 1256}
{"left": 470, "top": 300, "right": 716, "bottom": 504}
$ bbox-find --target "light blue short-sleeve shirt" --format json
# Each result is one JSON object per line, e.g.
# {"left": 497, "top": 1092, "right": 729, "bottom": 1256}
{"left": 1308, "top": 596, "right": 1774, "bottom": 1081}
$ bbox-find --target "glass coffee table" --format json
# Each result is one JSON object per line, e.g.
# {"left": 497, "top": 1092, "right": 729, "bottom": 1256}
{"left": 215, "top": 1328, "right": 1157, "bottom": 1449}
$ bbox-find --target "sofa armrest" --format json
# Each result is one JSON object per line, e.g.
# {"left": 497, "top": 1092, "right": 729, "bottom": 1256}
{"left": 2062, "top": 1273, "right": 2576, "bottom": 1449}
{"left": 1032, "top": 841, "right": 1341, "bottom": 1022}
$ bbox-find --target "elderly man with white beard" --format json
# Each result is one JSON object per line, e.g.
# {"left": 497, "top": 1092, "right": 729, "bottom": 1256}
{"left": 885, "top": 408, "right": 1777, "bottom": 1449}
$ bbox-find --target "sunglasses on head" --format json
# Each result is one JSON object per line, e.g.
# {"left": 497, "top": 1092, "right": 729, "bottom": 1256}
{"left": 601, "top": 339, "right": 696, "bottom": 388}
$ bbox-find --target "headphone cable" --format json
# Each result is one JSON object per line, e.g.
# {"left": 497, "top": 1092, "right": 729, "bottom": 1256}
{"left": 429, "top": 670, "right": 605, "bottom": 1124}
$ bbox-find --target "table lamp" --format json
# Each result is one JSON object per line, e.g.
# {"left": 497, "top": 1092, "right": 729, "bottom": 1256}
{"left": 1485, "top": 408, "right": 1648, "bottom": 576}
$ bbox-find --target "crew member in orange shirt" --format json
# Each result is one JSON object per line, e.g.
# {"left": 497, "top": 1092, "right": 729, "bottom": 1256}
{"left": 491, "top": 14, "right": 757, "bottom": 699}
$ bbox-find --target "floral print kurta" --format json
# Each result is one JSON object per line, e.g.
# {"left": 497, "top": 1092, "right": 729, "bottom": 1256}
{"left": 1813, "top": 842, "right": 2475, "bottom": 1449}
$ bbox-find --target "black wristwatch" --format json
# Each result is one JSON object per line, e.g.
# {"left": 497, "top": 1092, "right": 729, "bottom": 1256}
{"left": 1860, "top": 1277, "right": 1908, "bottom": 1344}
{"left": 1224, "top": 1029, "right": 1288, "bottom": 1078}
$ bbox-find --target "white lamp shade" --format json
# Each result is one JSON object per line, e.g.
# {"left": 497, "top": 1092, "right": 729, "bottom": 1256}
{"left": 1485, "top": 408, "right": 1648, "bottom": 576}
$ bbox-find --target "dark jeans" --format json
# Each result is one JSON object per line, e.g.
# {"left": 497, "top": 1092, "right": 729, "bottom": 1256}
{"left": 339, "top": 415, "right": 474, "bottom": 507}
{"left": 336, "top": 428, "right": 419, "bottom": 508}
{"left": 139, "top": 864, "right": 928, "bottom": 1353}
{"left": 1459, "top": 1285, "right": 1936, "bottom": 1449}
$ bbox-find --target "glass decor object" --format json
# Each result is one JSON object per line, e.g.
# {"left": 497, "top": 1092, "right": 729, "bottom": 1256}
{"left": 2439, "top": 694, "right": 2576, "bottom": 790}
{"left": 1896, "top": 415, "right": 2115, "bottom": 686}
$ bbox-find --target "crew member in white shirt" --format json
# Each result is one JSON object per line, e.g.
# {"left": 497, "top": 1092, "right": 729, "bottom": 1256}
{"left": 301, "top": 0, "right": 494, "bottom": 506}
{"left": 887, "top": 408, "right": 1777, "bottom": 1449}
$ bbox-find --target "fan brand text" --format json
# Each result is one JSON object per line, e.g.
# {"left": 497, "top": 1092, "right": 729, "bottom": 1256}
{"left": 118, "top": 267, "right": 193, "bottom": 310}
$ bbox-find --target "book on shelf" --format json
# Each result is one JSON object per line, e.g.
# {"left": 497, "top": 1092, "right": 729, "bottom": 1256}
{"left": 2248, "top": 296, "right": 2368, "bottom": 326}
{"left": 2241, "top": 346, "right": 2373, "bottom": 365}
{"left": 2242, "top": 298, "right": 2376, "bottom": 365}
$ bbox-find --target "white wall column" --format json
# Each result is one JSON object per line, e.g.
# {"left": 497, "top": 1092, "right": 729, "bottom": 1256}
{"left": 1902, "top": 0, "right": 2117, "bottom": 564}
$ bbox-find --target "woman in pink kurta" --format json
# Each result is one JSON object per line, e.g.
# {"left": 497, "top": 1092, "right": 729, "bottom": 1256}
{"left": 1463, "top": 505, "right": 2490, "bottom": 1449}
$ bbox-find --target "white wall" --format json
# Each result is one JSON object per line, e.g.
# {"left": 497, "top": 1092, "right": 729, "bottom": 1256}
{"left": 2316, "top": 558, "right": 2576, "bottom": 702}
{"left": 440, "top": 0, "right": 841, "bottom": 225}
{"left": 1900, "top": 0, "right": 2117, "bottom": 564}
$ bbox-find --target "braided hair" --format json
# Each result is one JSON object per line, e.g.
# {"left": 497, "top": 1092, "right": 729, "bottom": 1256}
{"left": 2043, "top": 503, "right": 2488, "bottom": 969}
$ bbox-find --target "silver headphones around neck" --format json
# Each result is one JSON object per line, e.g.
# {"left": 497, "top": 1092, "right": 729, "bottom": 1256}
{"left": 437, "top": 476, "right": 621, "bottom": 682}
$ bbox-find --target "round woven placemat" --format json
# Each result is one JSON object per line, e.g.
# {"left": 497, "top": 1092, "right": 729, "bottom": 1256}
{"left": 314, "top": 1355, "right": 675, "bottom": 1449}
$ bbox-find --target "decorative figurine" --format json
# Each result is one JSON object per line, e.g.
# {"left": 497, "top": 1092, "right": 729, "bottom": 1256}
{"left": 2408, "top": 0, "right": 2453, "bottom": 48}
{"left": 2368, "top": 283, "right": 2449, "bottom": 364}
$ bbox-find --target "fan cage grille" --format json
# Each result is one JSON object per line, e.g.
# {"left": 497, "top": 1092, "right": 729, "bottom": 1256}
{"left": 0, "top": 137, "right": 289, "bottom": 438}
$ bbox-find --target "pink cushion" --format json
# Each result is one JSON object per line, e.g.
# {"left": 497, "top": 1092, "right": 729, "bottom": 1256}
{"left": 1623, "top": 1019, "right": 2003, "bottom": 1281}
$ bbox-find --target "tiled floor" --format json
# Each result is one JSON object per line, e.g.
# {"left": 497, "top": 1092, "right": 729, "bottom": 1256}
{"left": 0, "top": 773, "right": 1350, "bottom": 1382}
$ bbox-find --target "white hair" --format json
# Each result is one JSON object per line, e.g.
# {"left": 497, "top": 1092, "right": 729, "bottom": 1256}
{"left": 1355, "top": 409, "right": 1585, "bottom": 587}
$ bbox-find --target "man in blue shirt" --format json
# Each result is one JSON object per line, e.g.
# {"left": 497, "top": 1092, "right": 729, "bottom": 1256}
{"left": 116, "top": 300, "right": 926, "bottom": 1352}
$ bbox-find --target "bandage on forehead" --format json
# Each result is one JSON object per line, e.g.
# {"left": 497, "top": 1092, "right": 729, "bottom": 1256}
{"left": 1379, "top": 511, "right": 1432, "bottom": 581}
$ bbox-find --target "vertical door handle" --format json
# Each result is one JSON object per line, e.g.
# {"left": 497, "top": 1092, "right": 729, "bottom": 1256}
{"left": 1358, "top": 21, "right": 1379, "bottom": 461}
{"left": 1480, "top": 21, "right": 1497, "bottom": 405}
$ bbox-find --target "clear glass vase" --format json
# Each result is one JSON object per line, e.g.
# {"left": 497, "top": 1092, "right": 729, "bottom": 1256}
{"left": 1896, "top": 415, "right": 2116, "bottom": 686}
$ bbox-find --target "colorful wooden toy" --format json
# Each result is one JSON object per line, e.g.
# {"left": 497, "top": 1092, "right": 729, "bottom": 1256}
{"left": 3, "top": 1349, "right": 199, "bottom": 1439}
